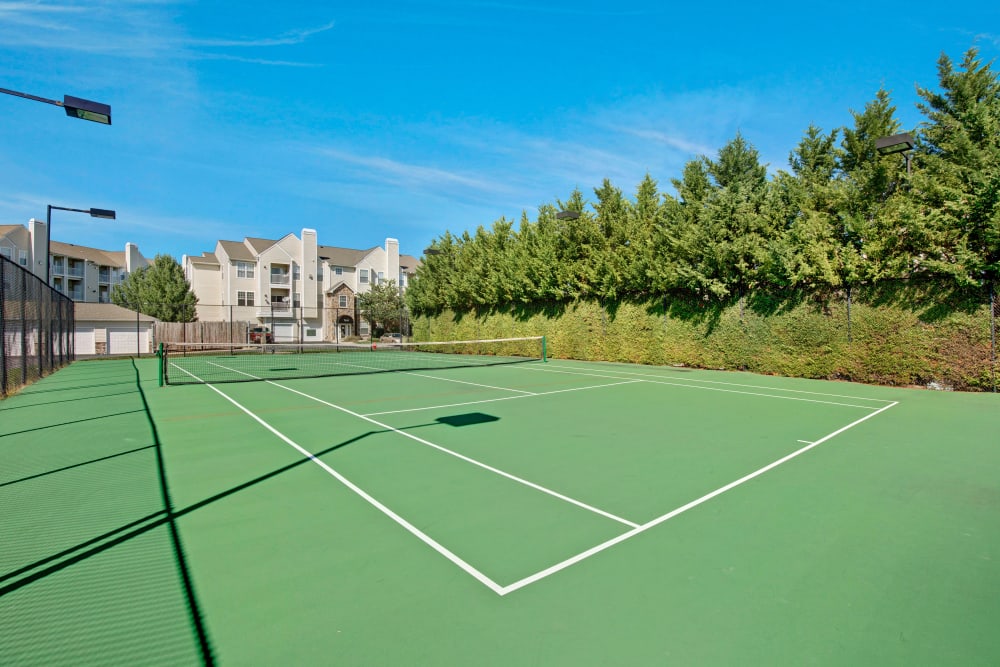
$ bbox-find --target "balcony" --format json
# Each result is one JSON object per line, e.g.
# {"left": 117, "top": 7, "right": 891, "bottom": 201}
{"left": 256, "top": 303, "right": 294, "bottom": 318}
{"left": 99, "top": 269, "right": 111, "bottom": 283}
{"left": 51, "top": 262, "right": 65, "bottom": 275}
{"left": 270, "top": 273, "right": 291, "bottom": 285}
{"left": 66, "top": 265, "right": 85, "bottom": 278}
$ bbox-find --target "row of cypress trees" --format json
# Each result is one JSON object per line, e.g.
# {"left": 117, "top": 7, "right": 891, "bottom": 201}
{"left": 407, "top": 48, "right": 999, "bottom": 316}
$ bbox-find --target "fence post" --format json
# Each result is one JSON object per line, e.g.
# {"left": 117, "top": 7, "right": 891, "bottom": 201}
{"left": 37, "top": 277, "right": 44, "bottom": 377}
{"left": 991, "top": 283, "right": 996, "bottom": 393}
{"left": 846, "top": 285, "right": 853, "bottom": 343}
{"left": 0, "top": 259, "right": 6, "bottom": 395}
{"left": 20, "top": 267, "right": 27, "bottom": 385}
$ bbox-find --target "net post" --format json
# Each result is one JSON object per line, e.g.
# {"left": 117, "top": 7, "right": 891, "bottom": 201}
{"left": 542, "top": 335, "right": 547, "bottom": 362}
{"left": 157, "top": 342, "right": 164, "bottom": 387}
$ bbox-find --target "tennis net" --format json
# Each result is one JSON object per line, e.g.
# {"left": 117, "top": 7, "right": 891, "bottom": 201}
{"left": 159, "top": 336, "right": 546, "bottom": 385}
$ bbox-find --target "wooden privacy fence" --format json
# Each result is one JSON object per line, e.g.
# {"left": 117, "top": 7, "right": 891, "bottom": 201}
{"left": 155, "top": 321, "right": 251, "bottom": 344}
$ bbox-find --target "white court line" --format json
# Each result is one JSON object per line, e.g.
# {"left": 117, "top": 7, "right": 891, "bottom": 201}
{"left": 191, "top": 359, "right": 639, "bottom": 529}
{"left": 517, "top": 365, "right": 882, "bottom": 410}
{"left": 402, "top": 371, "right": 536, "bottom": 394}
{"left": 498, "top": 400, "right": 899, "bottom": 595}
{"left": 363, "top": 380, "right": 642, "bottom": 417}
{"left": 270, "top": 381, "right": 640, "bottom": 529}
{"left": 170, "top": 363, "right": 506, "bottom": 595}
{"left": 177, "top": 358, "right": 898, "bottom": 596}
{"left": 531, "top": 362, "right": 896, "bottom": 403}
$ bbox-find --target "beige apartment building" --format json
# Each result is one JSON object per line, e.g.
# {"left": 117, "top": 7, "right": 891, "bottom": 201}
{"left": 2, "top": 219, "right": 154, "bottom": 355}
{"left": 1, "top": 219, "right": 148, "bottom": 303}
{"left": 184, "top": 230, "right": 419, "bottom": 343}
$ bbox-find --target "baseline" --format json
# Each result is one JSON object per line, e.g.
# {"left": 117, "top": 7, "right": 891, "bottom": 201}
{"left": 498, "top": 400, "right": 899, "bottom": 595}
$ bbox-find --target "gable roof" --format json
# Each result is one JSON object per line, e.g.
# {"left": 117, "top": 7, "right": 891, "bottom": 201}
{"left": 317, "top": 245, "right": 373, "bottom": 267}
{"left": 244, "top": 237, "right": 277, "bottom": 254}
{"left": 217, "top": 240, "right": 256, "bottom": 262}
{"left": 188, "top": 252, "right": 220, "bottom": 266}
{"left": 0, "top": 225, "right": 29, "bottom": 247}
{"left": 75, "top": 302, "right": 157, "bottom": 322}
{"left": 325, "top": 280, "right": 355, "bottom": 295}
{"left": 49, "top": 241, "right": 122, "bottom": 266}
{"left": 399, "top": 254, "right": 421, "bottom": 271}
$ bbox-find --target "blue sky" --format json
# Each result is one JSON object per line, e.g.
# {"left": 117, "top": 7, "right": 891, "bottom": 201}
{"left": 1, "top": 1, "right": 998, "bottom": 263}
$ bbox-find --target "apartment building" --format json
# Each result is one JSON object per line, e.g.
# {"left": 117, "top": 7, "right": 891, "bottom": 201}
{"left": 2, "top": 219, "right": 154, "bottom": 355}
{"left": 1, "top": 219, "right": 148, "bottom": 303}
{"left": 183, "top": 229, "right": 419, "bottom": 343}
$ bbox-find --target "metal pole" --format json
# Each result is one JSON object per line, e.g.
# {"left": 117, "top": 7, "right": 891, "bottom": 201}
{"left": 46, "top": 205, "right": 52, "bottom": 285}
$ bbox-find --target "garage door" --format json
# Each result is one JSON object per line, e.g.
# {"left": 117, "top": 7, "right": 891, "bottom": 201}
{"left": 109, "top": 328, "right": 149, "bottom": 355}
{"left": 75, "top": 327, "right": 96, "bottom": 355}
{"left": 272, "top": 322, "right": 295, "bottom": 343}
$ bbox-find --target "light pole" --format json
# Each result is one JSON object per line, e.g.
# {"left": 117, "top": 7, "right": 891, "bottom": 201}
{"left": 46, "top": 206, "right": 116, "bottom": 283}
{"left": 875, "top": 132, "right": 915, "bottom": 175}
{"left": 1, "top": 87, "right": 111, "bottom": 124}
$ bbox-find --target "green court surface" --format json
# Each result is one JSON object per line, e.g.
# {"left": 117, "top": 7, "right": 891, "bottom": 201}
{"left": 2, "top": 354, "right": 999, "bottom": 665}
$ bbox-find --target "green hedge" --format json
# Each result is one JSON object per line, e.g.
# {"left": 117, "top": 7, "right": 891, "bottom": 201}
{"left": 413, "top": 297, "right": 996, "bottom": 391}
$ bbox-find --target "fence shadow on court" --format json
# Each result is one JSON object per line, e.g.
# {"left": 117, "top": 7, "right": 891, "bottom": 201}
{"left": 2, "top": 361, "right": 500, "bottom": 666}
{"left": 0, "top": 361, "right": 212, "bottom": 666}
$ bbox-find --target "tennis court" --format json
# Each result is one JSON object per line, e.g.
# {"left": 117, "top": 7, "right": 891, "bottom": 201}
{"left": 2, "top": 341, "right": 999, "bottom": 665}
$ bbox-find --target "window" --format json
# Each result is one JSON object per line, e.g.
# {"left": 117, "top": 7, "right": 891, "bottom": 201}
{"left": 293, "top": 265, "right": 301, "bottom": 281}
{"left": 0, "top": 246, "right": 11, "bottom": 260}
{"left": 338, "top": 295, "right": 348, "bottom": 308}
{"left": 360, "top": 269, "right": 369, "bottom": 284}
{"left": 237, "top": 291, "right": 254, "bottom": 306}
{"left": 317, "top": 265, "right": 324, "bottom": 281}
{"left": 335, "top": 267, "right": 343, "bottom": 276}
{"left": 359, "top": 321, "right": 369, "bottom": 335}
{"left": 237, "top": 261, "right": 254, "bottom": 278}
{"left": 293, "top": 292, "right": 301, "bottom": 307}
{"left": 18, "top": 250, "right": 28, "bottom": 266}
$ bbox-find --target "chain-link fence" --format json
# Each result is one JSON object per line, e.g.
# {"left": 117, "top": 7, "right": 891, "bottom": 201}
{"left": 1, "top": 255, "right": 75, "bottom": 396}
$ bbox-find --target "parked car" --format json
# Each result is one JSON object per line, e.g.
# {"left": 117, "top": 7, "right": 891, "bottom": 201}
{"left": 249, "top": 326, "right": 273, "bottom": 344}
{"left": 380, "top": 332, "right": 402, "bottom": 343}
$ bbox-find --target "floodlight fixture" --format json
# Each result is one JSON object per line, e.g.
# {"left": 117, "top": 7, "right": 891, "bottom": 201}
{"left": 875, "top": 132, "right": 915, "bottom": 175}
{"left": 0, "top": 87, "right": 111, "bottom": 125}
{"left": 875, "top": 133, "right": 914, "bottom": 155}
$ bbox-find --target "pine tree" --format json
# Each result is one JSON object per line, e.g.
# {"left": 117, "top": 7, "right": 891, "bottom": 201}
{"left": 111, "top": 254, "right": 198, "bottom": 322}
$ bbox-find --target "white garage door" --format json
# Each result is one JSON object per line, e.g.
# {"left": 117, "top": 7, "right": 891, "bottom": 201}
{"left": 75, "top": 327, "right": 96, "bottom": 355}
{"left": 272, "top": 322, "right": 295, "bottom": 343}
{"left": 109, "top": 328, "right": 149, "bottom": 355}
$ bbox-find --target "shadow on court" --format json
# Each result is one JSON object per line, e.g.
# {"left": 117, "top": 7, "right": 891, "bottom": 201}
{"left": 1, "top": 378, "right": 498, "bottom": 667}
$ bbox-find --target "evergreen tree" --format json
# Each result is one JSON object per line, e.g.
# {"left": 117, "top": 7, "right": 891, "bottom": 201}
{"left": 111, "top": 254, "right": 198, "bottom": 322}
{"left": 909, "top": 48, "right": 1000, "bottom": 287}
{"left": 357, "top": 280, "right": 405, "bottom": 334}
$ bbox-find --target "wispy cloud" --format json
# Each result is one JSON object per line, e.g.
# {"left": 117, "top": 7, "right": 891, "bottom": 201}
{"left": 188, "top": 21, "right": 335, "bottom": 48}
{"left": 313, "top": 147, "right": 509, "bottom": 194}
{"left": 0, "top": 2, "right": 333, "bottom": 66}
{"left": 615, "top": 128, "right": 714, "bottom": 157}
